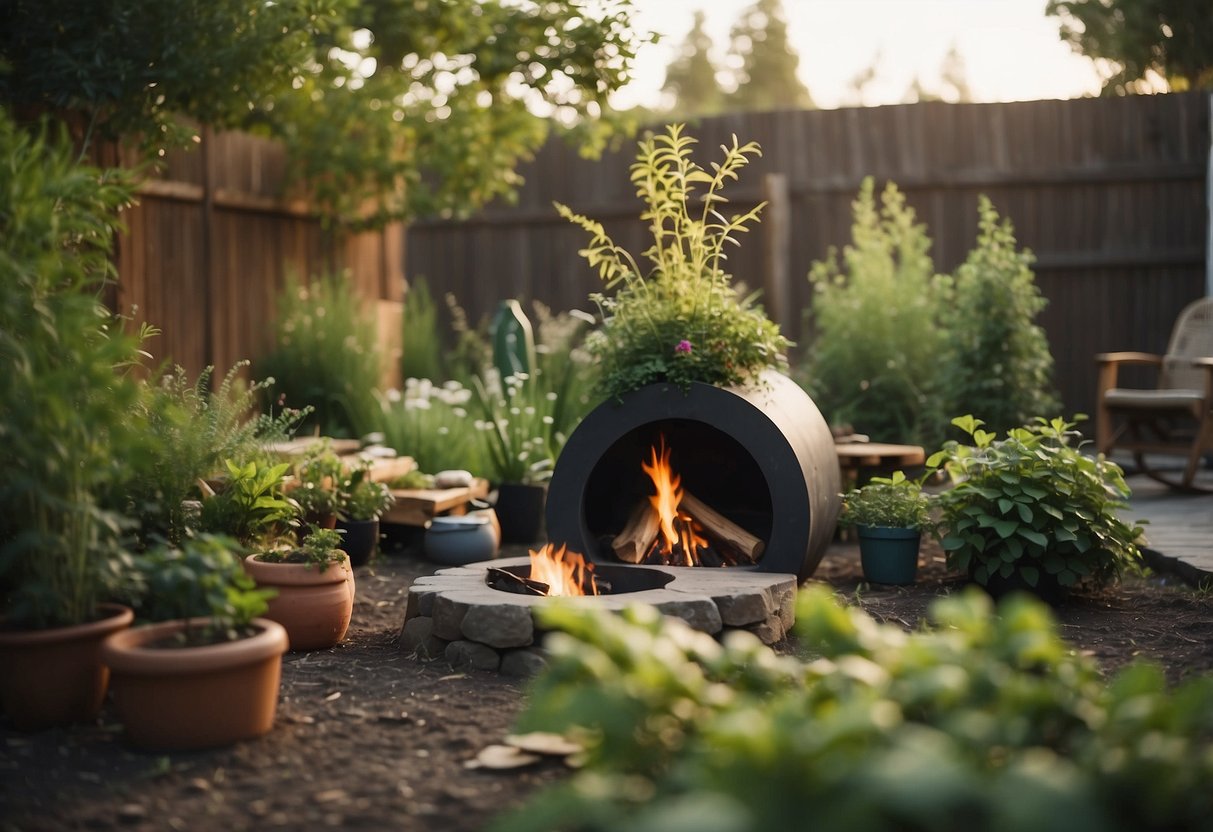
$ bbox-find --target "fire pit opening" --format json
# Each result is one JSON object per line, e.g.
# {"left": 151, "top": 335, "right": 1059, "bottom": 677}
{"left": 583, "top": 421, "right": 771, "bottom": 566}
{"left": 486, "top": 562, "right": 675, "bottom": 596}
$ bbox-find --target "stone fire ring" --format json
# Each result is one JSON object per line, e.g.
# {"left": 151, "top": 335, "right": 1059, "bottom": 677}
{"left": 399, "top": 557, "right": 797, "bottom": 677}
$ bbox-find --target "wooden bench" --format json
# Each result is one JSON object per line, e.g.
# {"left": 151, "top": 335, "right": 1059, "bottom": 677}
{"left": 382, "top": 479, "right": 491, "bottom": 527}
{"left": 835, "top": 442, "right": 926, "bottom": 484}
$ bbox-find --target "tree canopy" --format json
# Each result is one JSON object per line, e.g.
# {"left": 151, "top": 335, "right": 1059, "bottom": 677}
{"left": 1046, "top": 0, "right": 1213, "bottom": 94}
{"left": 661, "top": 11, "right": 725, "bottom": 117}
{"left": 0, "top": 0, "right": 647, "bottom": 227}
{"left": 727, "top": 0, "right": 814, "bottom": 111}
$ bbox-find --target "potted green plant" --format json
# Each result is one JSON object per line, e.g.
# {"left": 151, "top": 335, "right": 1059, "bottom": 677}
{"left": 198, "top": 459, "right": 301, "bottom": 549}
{"left": 337, "top": 467, "right": 396, "bottom": 566}
{"left": 839, "top": 471, "right": 935, "bottom": 585}
{"left": 0, "top": 116, "right": 143, "bottom": 730}
{"left": 289, "top": 443, "right": 346, "bottom": 529}
{"left": 931, "top": 415, "right": 1143, "bottom": 603}
{"left": 100, "top": 535, "right": 288, "bottom": 750}
{"left": 244, "top": 527, "right": 354, "bottom": 651}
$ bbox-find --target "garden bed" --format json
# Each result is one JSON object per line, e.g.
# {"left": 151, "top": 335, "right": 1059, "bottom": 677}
{"left": 2, "top": 537, "right": 1211, "bottom": 832}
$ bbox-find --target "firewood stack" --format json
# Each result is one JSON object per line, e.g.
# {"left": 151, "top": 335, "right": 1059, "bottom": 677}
{"left": 611, "top": 489, "right": 764, "bottom": 567}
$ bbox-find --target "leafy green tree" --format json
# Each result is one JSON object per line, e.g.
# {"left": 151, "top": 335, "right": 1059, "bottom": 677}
{"left": 802, "top": 178, "right": 946, "bottom": 447}
{"left": 727, "top": 0, "right": 814, "bottom": 112}
{"left": 939, "top": 197, "right": 1058, "bottom": 433}
{"left": 661, "top": 10, "right": 726, "bottom": 117}
{"left": 0, "top": 0, "right": 647, "bottom": 226}
{"left": 1047, "top": 0, "right": 1213, "bottom": 94}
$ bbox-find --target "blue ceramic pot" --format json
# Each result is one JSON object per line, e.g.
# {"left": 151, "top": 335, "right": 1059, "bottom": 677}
{"left": 423, "top": 515, "right": 499, "bottom": 566}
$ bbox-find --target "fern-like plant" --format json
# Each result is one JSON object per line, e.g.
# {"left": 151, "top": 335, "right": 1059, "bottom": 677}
{"left": 557, "top": 124, "right": 789, "bottom": 399}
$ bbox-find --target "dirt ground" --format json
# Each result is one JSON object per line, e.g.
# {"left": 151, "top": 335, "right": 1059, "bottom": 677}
{"left": 3, "top": 532, "right": 1211, "bottom": 832}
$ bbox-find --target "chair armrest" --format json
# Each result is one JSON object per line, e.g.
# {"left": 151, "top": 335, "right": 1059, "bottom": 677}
{"left": 1095, "top": 351, "right": 1164, "bottom": 366}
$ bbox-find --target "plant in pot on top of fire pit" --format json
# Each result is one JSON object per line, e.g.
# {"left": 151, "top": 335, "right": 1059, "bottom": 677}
{"left": 556, "top": 123, "right": 791, "bottom": 401}
{"left": 337, "top": 465, "right": 395, "bottom": 566}
{"left": 101, "top": 534, "right": 288, "bottom": 750}
{"left": 839, "top": 471, "right": 936, "bottom": 586}
{"left": 245, "top": 526, "right": 354, "bottom": 651}
{"left": 931, "top": 414, "right": 1143, "bottom": 604}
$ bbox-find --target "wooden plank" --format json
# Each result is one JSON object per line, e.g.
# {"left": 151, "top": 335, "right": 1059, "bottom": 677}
{"left": 382, "top": 479, "right": 490, "bottom": 527}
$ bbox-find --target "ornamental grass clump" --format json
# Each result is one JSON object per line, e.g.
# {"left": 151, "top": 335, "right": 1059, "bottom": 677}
{"left": 557, "top": 124, "right": 789, "bottom": 400}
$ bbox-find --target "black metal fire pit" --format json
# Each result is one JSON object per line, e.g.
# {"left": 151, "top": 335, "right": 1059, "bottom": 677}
{"left": 545, "top": 371, "right": 841, "bottom": 582}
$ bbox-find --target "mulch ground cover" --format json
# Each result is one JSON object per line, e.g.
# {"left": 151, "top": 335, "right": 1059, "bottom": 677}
{"left": 3, "top": 534, "right": 1211, "bottom": 832}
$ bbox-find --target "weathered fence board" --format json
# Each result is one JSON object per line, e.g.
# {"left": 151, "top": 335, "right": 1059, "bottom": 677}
{"left": 408, "top": 93, "right": 1210, "bottom": 423}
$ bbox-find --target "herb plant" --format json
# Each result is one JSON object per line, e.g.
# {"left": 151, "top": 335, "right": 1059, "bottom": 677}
{"left": 472, "top": 371, "right": 560, "bottom": 485}
{"left": 289, "top": 442, "right": 346, "bottom": 522}
{"left": 133, "top": 535, "right": 274, "bottom": 645}
{"left": 258, "top": 526, "right": 345, "bottom": 571}
{"left": 557, "top": 124, "right": 789, "bottom": 400}
{"left": 840, "top": 470, "right": 935, "bottom": 531}
{"left": 339, "top": 469, "right": 395, "bottom": 521}
{"left": 198, "top": 460, "right": 299, "bottom": 550}
{"left": 931, "top": 415, "right": 1143, "bottom": 592}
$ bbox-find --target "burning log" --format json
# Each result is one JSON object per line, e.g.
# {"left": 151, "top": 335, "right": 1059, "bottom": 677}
{"left": 679, "top": 491, "right": 764, "bottom": 564}
{"left": 611, "top": 501, "right": 661, "bottom": 563}
{"left": 486, "top": 568, "right": 549, "bottom": 596}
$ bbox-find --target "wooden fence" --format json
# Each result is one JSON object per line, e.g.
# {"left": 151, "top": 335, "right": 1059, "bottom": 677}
{"left": 407, "top": 92, "right": 1210, "bottom": 423}
{"left": 100, "top": 129, "right": 405, "bottom": 383}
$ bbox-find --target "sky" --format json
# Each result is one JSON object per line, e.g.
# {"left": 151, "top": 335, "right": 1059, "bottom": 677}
{"left": 609, "top": 0, "right": 1106, "bottom": 110}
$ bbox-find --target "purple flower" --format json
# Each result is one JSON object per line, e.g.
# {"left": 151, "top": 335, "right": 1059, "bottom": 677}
{"left": 674, "top": 339, "right": 693, "bottom": 355}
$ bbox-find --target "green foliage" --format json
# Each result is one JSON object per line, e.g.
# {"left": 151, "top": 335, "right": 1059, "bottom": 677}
{"left": 198, "top": 460, "right": 299, "bottom": 550}
{"left": 132, "top": 535, "right": 274, "bottom": 644}
{"left": 558, "top": 125, "right": 790, "bottom": 401}
{"left": 472, "top": 372, "right": 562, "bottom": 485}
{"left": 930, "top": 415, "right": 1143, "bottom": 591}
{"left": 339, "top": 468, "right": 395, "bottom": 521}
{"left": 661, "top": 11, "right": 726, "bottom": 117}
{"left": 256, "top": 273, "right": 381, "bottom": 439}
{"left": 840, "top": 470, "right": 935, "bottom": 531}
{"left": 0, "top": 113, "right": 145, "bottom": 628}
{"left": 727, "top": 0, "right": 815, "bottom": 111}
{"left": 803, "top": 178, "right": 946, "bottom": 446}
{"left": 289, "top": 442, "right": 347, "bottom": 520}
{"left": 375, "top": 379, "right": 488, "bottom": 476}
{"left": 1047, "top": 0, "right": 1213, "bottom": 94}
{"left": 400, "top": 278, "right": 444, "bottom": 383}
{"left": 123, "top": 363, "right": 308, "bottom": 546}
{"left": 258, "top": 525, "right": 345, "bottom": 571}
{"left": 495, "top": 587, "right": 1213, "bottom": 832}
{"left": 939, "top": 197, "right": 1058, "bottom": 434}
{"left": 0, "top": 0, "right": 648, "bottom": 227}
{"left": 532, "top": 303, "right": 601, "bottom": 444}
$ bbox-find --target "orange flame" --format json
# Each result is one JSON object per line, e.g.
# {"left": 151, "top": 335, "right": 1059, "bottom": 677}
{"left": 529, "top": 544, "right": 599, "bottom": 596}
{"left": 640, "top": 436, "right": 708, "bottom": 566}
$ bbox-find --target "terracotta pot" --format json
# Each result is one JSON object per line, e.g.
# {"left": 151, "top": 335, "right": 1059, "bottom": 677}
{"left": 244, "top": 553, "right": 354, "bottom": 651}
{"left": 102, "top": 617, "right": 288, "bottom": 750}
{"left": 0, "top": 604, "right": 133, "bottom": 730}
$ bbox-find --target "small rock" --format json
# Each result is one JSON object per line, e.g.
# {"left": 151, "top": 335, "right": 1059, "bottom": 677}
{"left": 464, "top": 744, "right": 541, "bottom": 770}
{"left": 500, "top": 648, "right": 548, "bottom": 678}
{"left": 118, "top": 804, "right": 146, "bottom": 824}
{"left": 460, "top": 603, "right": 534, "bottom": 648}
{"left": 445, "top": 640, "right": 501, "bottom": 672}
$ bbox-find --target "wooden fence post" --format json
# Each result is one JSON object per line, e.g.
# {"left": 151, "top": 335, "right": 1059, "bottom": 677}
{"left": 761, "top": 173, "right": 793, "bottom": 338}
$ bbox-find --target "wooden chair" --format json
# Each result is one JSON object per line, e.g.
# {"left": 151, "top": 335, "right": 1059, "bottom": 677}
{"left": 1095, "top": 297, "right": 1213, "bottom": 491}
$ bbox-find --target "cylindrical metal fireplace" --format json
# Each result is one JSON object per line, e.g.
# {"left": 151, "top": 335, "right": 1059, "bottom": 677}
{"left": 546, "top": 372, "right": 841, "bottom": 582}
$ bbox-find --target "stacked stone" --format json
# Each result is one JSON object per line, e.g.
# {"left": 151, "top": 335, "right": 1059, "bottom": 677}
{"left": 399, "top": 557, "right": 797, "bottom": 677}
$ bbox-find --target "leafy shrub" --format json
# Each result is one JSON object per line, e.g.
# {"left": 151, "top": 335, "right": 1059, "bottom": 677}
{"left": 257, "top": 525, "right": 345, "bottom": 571}
{"left": 939, "top": 197, "right": 1058, "bottom": 433}
{"left": 198, "top": 460, "right": 299, "bottom": 550}
{"left": 802, "top": 178, "right": 946, "bottom": 447}
{"left": 339, "top": 467, "right": 395, "bottom": 521}
{"left": 558, "top": 124, "right": 789, "bottom": 400}
{"left": 288, "top": 441, "right": 346, "bottom": 521}
{"left": 256, "top": 272, "right": 381, "bottom": 438}
{"left": 931, "top": 415, "right": 1142, "bottom": 592}
{"left": 532, "top": 302, "right": 601, "bottom": 441}
{"left": 0, "top": 115, "right": 146, "bottom": 627}
{"left": 494, "top": 587, "right": 1213, "bottom": 832}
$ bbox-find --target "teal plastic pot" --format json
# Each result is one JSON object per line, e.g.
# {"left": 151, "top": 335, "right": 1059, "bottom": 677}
{"left": 857, "top": 526, "right": 921, "bottom": 585}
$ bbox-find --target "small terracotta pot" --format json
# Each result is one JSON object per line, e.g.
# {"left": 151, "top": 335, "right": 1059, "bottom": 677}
{"left": 244, "top": 553, "right": 354, "bottom": 651}
{"left": 102, "top": 617, "right": 288, "bottom": 750}
{"left": 0, "top": 603, "right": 133, "bottom": 730}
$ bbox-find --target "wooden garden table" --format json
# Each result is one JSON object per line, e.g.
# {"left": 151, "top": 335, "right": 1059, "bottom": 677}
{"left": 835, "top": 442, "right": 926, "bottom": 484}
